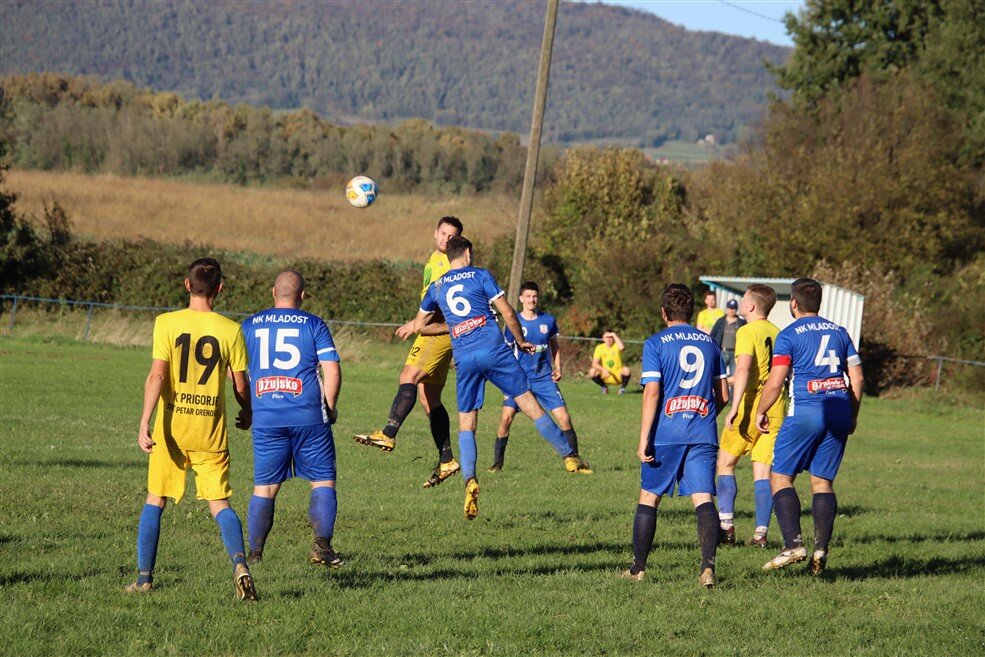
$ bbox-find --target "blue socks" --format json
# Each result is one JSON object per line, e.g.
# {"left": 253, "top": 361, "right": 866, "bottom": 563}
{"left": 309, "top": 486, "right": 338, "bottom": 539}
{"left": 717, "top": 474, "right": 737, "bottom": 529}
{"left": 214, "top": 508, "right": 247, "bottom": 567}
{"left": 136, "top": 503, "right": 163, "bottom": 580}
{"left": 248, "top": 495, "right": 275, "bottom": 554}
{"left": 754, "top": 479, "right": 773, "bottom": 533}
{"left": 459, "top": 430, "right": 477, "bottom": 480}
{"left": 534, "top": 414, "right": 572, "bottom": 457}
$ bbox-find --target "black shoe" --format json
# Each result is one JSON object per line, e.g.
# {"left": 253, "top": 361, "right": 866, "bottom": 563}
{"left": 247, "top": 549, "right": 262, "bottom": 565}
{"left": 309, "top": 537, "right": 344, "bottom": 569}
{"left": 719, "top": 526, "right": 736, "bottom": 546}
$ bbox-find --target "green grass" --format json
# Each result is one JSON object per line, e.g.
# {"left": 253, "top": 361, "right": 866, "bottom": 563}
{"left": 1, "top": 335, "right": 983, "bottom": 656}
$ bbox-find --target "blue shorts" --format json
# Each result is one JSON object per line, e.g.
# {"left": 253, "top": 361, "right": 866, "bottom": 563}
{"left": 772, "top": 412, "right": 851, "bottom": 481}
{"left": 252, "top": 423, "right": 336, "bottom": 485}
{"left": 640, "top": 442, "right": 717, "bottom": 497}
{"left": 503, "top": 374, "right": 565, "bottom": 411}
{"left": 455, "top": 343, "right": 530, "bottom": 413}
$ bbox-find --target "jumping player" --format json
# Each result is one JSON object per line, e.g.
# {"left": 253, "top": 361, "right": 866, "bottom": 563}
{"left": 243, "top": 270, "right": 344, "bottom": 569}
{"left": 355, "top": 216, "right": 463, "bottom": 489}
{"left": 588, "top": 331, "right": 632, "bottom": 394}
{"left": 717, "top": 284, "right": 785, "bottom": 547}
{"left": 413, "top": 237, "right": 592, "bottom": 520}
{"left": 128, "top": 258, "right": 257, "bottom": 600}
{"left": 621, "top": 284, "right": 728, "bottom": 588}
{"left": 489, "top": 281, "right": 583, "bottom": 472}
{"left": 756, "top": 278, "right": 863, "bottom": 575}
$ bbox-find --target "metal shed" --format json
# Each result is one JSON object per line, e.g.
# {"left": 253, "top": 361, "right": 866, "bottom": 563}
{"left": 699, "top": 276, "right": 865, "bottom": 347}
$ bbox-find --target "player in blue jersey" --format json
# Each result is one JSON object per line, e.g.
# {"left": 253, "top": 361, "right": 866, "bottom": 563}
{"left": 621, "top": 284, "right": 729, "bottom": 588}
{"left": 413, "top": 236, "right": 592, "bottom": 519}
{"left": 488, "top": 281, "right": 583, "bottom": 472}
{"left": 755, "top": 278, "right": 863, "bottom": 575}
{"left": 242, "top": 270, "right": 344, "bottom": 569}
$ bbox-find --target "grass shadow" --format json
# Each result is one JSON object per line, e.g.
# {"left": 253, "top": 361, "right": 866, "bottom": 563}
{"left": 846, "top": 531, "right": 985, "bottom": 546}
{"left": 10, "top": 458, "right": 143, "bottom": 470}
{"left": 827, "top": 554, "right": 985, "bottom": 581}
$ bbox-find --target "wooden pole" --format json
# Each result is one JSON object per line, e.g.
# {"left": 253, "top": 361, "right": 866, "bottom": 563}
{"left": 507, "top": 0, "right": 559, "bottom": 304}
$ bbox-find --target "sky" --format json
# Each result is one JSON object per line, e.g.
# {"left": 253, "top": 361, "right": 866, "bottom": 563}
{"left": 587, "top": 0, "right": 805, "bottom": 46}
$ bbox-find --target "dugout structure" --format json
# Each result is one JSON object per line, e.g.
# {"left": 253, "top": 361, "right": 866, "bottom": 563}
{"left": 699, "top": 277, "right": 864, "bottom": 347}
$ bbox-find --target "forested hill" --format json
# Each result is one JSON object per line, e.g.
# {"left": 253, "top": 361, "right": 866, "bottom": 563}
{"left": 0, "top": 0, "right": 788, "bottom": 144}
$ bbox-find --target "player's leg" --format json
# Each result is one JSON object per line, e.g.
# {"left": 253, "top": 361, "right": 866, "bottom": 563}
{"left": 490, "top": 400, "right": 518, "bottom": 471}
{"left": 513, "top": 391, "right": 590, "bottom": 472}
{"left": 291, "top": 424, "right": 344, "bottom": 568}
{"left": 715, "top": 448, "right": 740, "bottom": 545}
{"left": 749, "top": 460, "right": 773, "bottom": 547}
{"left": 587, "top": 365, "right": 609, "bottom": 393}
{"left": 805, "top": 421, "right": 849, "bottom": 575}
{"left": 247, "top": 427, "right": 291, "bottom": 563}
{"left": 680, "top": 444, "right": 720, "bottom": 588}
{"left": 550, "top": 404, "right": 580, "bottom": 454}
{"left": 128, "top": 440, "right": 184, "bottom": 592}
{"left": 619, "top": 366, "right": 632, "bottom": 394}
{"left": 458, "top": 409, "right": 481, "bottom": 520}
{"left": 419, "top": 371, "right": 462, "bottom": 488}
{"left": 622, "top": 443, "right": 684, "bottom": 580}
{"left": 354, "top": 363, "right": 424, "bottom": 450}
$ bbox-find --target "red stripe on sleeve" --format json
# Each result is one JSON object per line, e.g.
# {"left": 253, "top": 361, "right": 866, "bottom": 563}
{"left": 771, "top": 354, "right": 792, "bottom": 367}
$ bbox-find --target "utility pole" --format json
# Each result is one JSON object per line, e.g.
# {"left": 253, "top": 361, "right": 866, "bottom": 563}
{"left": 507, "top": 0, "right": 558, "bottom": 304}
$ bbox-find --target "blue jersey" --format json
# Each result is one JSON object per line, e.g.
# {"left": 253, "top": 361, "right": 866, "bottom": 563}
{"left": 504, "top": 311, "right": 558, "bottom": 379}
{"left": 420, "top": 267, "right": 506, "bottom": 351}
{"left": 773, "top": 316, "right": 860, "bottom": 417}
{"left": 242, "top": 308, "right": 340, "bottom": 429}
{"left": 641, "top": 326, "right": 726, "bottom": 445}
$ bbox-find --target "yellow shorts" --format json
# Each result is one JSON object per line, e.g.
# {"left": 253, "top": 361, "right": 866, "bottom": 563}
{"left": 405, "top": 334, "right": 452, "bottom": 386}
{"left": 601, "top": 371, "right": 621, "bottom": 386}
{"left": 719, "top": 410, "right": 780, "bottom": 465}
{"left": 147, "top": 437, "right": 232, "bottom": 503}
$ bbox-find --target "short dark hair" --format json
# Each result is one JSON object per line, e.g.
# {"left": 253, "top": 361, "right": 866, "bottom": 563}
{"left": 188, "top": 258, "right": 222, "bottom": 297}
{"left": 445, "top": 235, "right": 473, "bottom": 262}
{"left": 662, "top": 283, "right": 694, "bottom": 323}
{"left": 746, "top": 284, "right": 777, "bottom": 314}
{"left": 791, "top": 277, "right": 822, "bottom": 313}
{"left": 704, "top": 290, "right": 717, "bottom": 298}
{"left": 437, "top": 216, "right": 463, "bottom": 234}
{"left": 519, "top": 281, "right": 539, "bottom": 294}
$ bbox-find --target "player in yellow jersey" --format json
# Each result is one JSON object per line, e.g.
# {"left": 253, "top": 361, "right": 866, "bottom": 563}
{"left": 588, "top": 331, "right": 632, "bottom": 394}
{"left": 695, "top": 290, "right": 725, "bottom": 334}
{"left": 716, "top": 284, "right": 786, "bottom": 547}
{"left": 355, "top": 216, "right": 464, "bottom": 488}
{"left": 126, "top": 258, "right": 257, "bottom": 600}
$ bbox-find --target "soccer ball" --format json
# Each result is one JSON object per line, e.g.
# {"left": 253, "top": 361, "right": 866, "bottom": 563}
{"left": 345, "top": 176, "right": 378, "bottom": 208}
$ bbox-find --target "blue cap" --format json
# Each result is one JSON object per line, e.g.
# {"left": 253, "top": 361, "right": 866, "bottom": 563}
{"left": 726, "top": 299, "right": 738, "bottom": 309}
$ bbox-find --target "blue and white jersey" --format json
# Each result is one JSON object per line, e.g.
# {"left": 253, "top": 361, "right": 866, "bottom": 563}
{"left": 772, "top": 316, "right": 860, "bottom": 416}
{"left": 243, "top": 308, "right": 339, "bottom": 429}
{"left": 421, "top": 267, "right": 506, "bottom": 350}
{"left": 641, "top": 326, "right": 726, "bottom": 445}
{"left": 504, "top": 311, "right": 558, "bottom": 379}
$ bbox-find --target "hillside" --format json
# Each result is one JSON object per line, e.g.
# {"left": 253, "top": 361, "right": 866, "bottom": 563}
{"left": 0, "top": 0, "right": 789, "bottom": 144}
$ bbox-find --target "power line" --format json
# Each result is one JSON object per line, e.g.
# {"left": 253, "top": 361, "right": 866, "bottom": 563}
{"left": 717, "top": 0, "right": 786, "bottom": 24}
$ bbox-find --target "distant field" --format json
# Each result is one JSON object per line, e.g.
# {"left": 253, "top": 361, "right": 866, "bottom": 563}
{"left": 6, "top": 170, "right": 527, "bottom": 261}
{"left": 643, "top": 139, "right": 724, "bottom": 164}
{"left": 1, "top": 333, "right": 983, "bottom": 656}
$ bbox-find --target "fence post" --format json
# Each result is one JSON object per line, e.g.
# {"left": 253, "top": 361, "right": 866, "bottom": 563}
{"left": 7, "top": 296, "right": 19, "bottom": 331}
{"left": 83, "top": 303, "right": 95, "bottom": 342}
{"left": 934, "top": 357, "right": 944, "bottom": 391}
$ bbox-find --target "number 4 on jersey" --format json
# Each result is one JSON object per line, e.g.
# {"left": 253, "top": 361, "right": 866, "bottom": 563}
{"left": 814, "top": 334, "right": 841, "bottom": 373}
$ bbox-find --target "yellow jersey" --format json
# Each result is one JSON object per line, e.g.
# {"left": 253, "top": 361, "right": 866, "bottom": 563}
{"left": 734, "top": 319, "right": 787, "bottom": 420}
{"left": 421, "top": 250, "right": 451, "bottom": 299}
{"left": 593, "top": 343, "right": 623, "bottom": 375}
{"left": 695, "top": 308, "right": 725, "bottom": 333}
{"left": 151, "top": 309, "right": 247, "bottom": 453}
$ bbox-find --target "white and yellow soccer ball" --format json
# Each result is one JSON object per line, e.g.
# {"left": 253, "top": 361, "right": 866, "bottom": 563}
{"left": 345, "top": 176, "right": 378, "bottom": 208}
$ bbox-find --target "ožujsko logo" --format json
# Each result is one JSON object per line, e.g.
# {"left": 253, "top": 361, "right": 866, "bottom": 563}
{"left": 255, "top": 376, "right": 303, "bottom": 397}
{"left": 807, "top": 377, "right": 847, "bottom": 394}
{"left": 664, "top": 395, "right": 710, "bottom": 417}
{"left": 452, "top": 316, "right": 486, "bottom": 338}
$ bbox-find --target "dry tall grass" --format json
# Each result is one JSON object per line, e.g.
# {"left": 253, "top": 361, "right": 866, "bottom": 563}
{"left": 7, "top": 170, "right": 532, "bottom": 261}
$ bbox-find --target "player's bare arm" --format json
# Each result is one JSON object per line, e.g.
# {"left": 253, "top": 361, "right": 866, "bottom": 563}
{"left": 320, "top": 360, "right": 342, "bottom": 424}
{"left": 714, "top": 376, "right": 729, "bottom": 414}
{"left": 611, "top": 332, "right": 625, "bottom": 351}
{"left": 137, "top": 358, "right": 168, "bottom": 453}
{"left": 725, "top": 354, "right": 753, "bottom": 428}
{"left": 550, "top": 335, "right": 562, "bottom": 381}
{"left": 637, "top": 381, "right": 660, "bottom": 462}
{"left": 755, "top": 364, "right": 789, "bottom": 433}
{"left": 493, "top": 296, "right": 534, "bottom": 353}
{"left": 847, "top": 363, "right": 864, "bottom": 434}
{"left": 411, "top": 309, "right": 436, "bottom": 334}
{"left": 231, "top": 369, "right": 252, "bottom": 430}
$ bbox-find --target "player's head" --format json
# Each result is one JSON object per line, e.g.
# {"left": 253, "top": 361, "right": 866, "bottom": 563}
{"left": 185, "top": 258, "right": 222, "bottom": 299}
{"left": 273, "top": 269, "right": 305, "bottom": 307}
{"left": 435, "top": 216, "right": 463, "bottom": 253}
{"left": 704, "top": 290, "right": 717, "bottom": 309}
{"left": 725, "top": 299, "right": 738, "bottom": 317}
{"left": 445, "top": 235, "right": 473, "bottom": 266}
{"left": 519, "top": 281, "right": 539, "bottom": 311}
{"left": 790, "top": 277, "right": 822, "bottom": 316}
{"left": 601, "top": 330, "right": 615, "bottom": 345}
{"left": 743, "top": 284, "right": 776, "bottom": 318}
{"left": 662, "top": 283, "right": 694, "bottom": 324}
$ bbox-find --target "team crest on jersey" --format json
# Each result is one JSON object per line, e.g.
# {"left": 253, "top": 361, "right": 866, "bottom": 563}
{"left": 255, "top": 376, "right": 303, "bottom": 397}
{"left": 452, "top": 316, "right": 486, "bottom": 338}
{"left": 664, "top": 395, "right": 710, "bottom": 417}
{"left": 539, "top": 324, "right": 548, "bottom": 334}
{"left": 807, "top": 377, "right": 848, "bottom": 394}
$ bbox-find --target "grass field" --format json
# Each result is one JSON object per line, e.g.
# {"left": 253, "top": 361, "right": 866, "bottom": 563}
{"left": 6, "top": 170, "right": 526, "bottom": 261}
{"left": 1, "top": 334, "right": 983, "bottom": 656}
